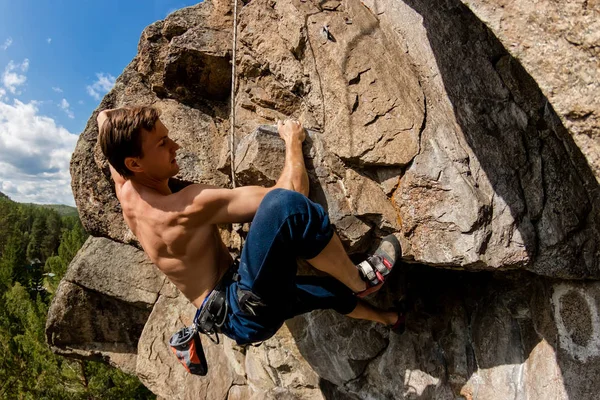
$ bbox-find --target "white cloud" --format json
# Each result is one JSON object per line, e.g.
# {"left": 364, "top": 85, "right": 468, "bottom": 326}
{"left": 3, "top": 59, "right": 29, "bottom": 94}
{"left": 1, "top": 37, "right": 12, "bottom": 51}
{"left": 86, "top": 72, "right": 116, "bottom": 101}
{"left": 59, "top": 98, "right": 74, "bottom": 119}
{"left": 0, "top": 99, "right": 78, "bottom": 205}
{"left": 0, "top": 88, "right": 5, "bottom": 101}
{"left": 47, "top": 38, "right": 52, "bottom": 44}
{"left": 52, "top": 86, "right": 63, "bottom": 93}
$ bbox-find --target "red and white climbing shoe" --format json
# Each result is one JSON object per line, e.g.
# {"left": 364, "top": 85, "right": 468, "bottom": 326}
{"left": 355, "top": 234, "right": 401, "bottom": 298}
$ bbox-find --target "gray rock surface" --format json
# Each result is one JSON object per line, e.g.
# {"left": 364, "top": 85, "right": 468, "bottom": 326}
{"left": 65, "top": 237, "right": 170, "bottom": 306}
{"left": 462, "top": 0, "right": 600, "bottom": 182}
{"left": 48, "top": 0, "right": 600, "bottom": 398}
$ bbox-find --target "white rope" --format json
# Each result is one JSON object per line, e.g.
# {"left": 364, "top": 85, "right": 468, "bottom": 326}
{"left": 229, "top": 0, "right": 239, "bottom": 189}
{"left": 230, "top": 0, "right": 245, "bottom": 242}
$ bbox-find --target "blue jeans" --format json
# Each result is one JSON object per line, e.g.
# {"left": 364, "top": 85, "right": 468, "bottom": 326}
{"left": 201, "top": 189, "right": 358, "bottom": 345}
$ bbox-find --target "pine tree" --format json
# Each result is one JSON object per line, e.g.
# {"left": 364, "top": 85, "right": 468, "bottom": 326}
{"left": 0, "top": 201, "right": 155, "bottom": 399}
{"left": 1, "top": 233, "right": 26, "bottom": 292}
{"left": 41, "top": 212, "right": 61, "bottom": 260}
{"left": 26, "top": 211, "right": 47, "bottom": 262}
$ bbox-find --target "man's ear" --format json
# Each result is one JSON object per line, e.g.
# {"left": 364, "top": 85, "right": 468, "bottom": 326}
{"left": 124, "top": 157, "right": 143, "bottom": 174}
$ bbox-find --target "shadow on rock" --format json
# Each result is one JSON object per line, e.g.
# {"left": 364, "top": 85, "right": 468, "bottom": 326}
{"left": 401, "top": 0, "right": 599, "bottom": 278}
{"left": 287, "top": 0, "right": 600, "bottom": 398}
{"left": 398, "top": 0, "right": 600, "bottom": 396}
{"left": 288, "top": 263, "right": 600, "bottom": 399}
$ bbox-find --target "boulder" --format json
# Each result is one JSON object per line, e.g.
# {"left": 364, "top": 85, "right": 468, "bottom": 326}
{"left": 48, "top": 0, "right": 600, "bottom": 398}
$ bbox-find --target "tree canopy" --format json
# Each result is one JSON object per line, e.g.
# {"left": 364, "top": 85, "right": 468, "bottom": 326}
{"left": 0, "top": 198, "right": 154, "bottom": 399}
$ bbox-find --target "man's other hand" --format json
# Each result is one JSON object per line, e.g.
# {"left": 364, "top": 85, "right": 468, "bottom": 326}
{"left": 277, "top": 119, "right": 306, "bottom": 144}
{"left": 97, "top": 109, "right": 116, "bottom": 131}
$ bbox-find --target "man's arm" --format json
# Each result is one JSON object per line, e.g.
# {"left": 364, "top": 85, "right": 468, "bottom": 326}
{"left": 273, "top": 119, "right": 309, "bottom": 196}
{"left": 180, "top": 119, "right": 309, "bottom": 225}
{"left": 96, "top": 109, "right": 112, "bottom": 133}
{"left": 178, "top": 184, "right": 271, "bottom": 225}
{"left": 109, "top": 164, "right": 126, "bottom": 195}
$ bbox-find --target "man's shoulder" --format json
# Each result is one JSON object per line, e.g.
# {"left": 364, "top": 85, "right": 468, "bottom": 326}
{"left": 116, "top": 180, "right": 137, "bottom": 207}
{"left": 167, "top": 183, "right": 230, "bottom": 224}
{"left": 155, "top": 183, "right": 215, "bottom": 216}
{"left": 124, "top": 182, "right": 230, "bottom": 226}
{"left": 118, "top": 182, "right": 165, "bottom": 217}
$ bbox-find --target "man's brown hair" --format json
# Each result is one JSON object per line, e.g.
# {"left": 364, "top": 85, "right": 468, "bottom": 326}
{"left": 98, "top": 106, "right": 160, "bottom": 177}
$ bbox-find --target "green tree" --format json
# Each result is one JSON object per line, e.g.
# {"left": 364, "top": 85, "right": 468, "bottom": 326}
{"left": 41, "top": 212, "right": 61, "bottom": 260}
{"left": 1, "top": 233, "right": 26, "bottom": 291}
{"left": 44, "top": 221, "right": 87, "bottom": 281}
{"left": 0, "top": 201, "right": 155, "bottom": 399}
{"left": 26, "top": 211, "right": 47, "bottom": 262}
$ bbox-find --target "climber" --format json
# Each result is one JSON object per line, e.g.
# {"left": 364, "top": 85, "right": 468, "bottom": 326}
{"left": 96, "top": 106, "right": 406, "bottom": 347}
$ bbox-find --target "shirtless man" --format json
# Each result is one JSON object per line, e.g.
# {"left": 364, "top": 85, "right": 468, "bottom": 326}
{"left": 97, "top": 106, "right": 404, "bottom": 345}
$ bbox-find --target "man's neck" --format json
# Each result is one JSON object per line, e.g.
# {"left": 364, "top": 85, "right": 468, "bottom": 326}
{"left": 130, "top": 175, "right": 172, "bottom": 195}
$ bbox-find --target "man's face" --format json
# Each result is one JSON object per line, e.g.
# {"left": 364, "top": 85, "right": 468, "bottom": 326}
{"left": 136, "top": 119, "right": 181, "bottom": 179}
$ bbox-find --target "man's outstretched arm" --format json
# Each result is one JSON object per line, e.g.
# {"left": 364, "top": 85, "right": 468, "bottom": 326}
{"left": 273, "top": 119, "right": 309, "bottom": 196}
{"left": 180, "top": 119, "right": 309, "bottom": 225}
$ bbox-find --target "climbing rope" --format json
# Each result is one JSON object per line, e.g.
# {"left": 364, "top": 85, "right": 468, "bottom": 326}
{"left": 230, "top": 0, "right": 245, "bottom": 242}
{"left": 229, "top": 0, "right": 239, "bottom": 189}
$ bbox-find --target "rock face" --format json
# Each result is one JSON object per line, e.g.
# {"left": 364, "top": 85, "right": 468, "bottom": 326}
{"left": 463, "top": 0, "right": 600, "bottom": 182}
{"left": 47, "top": 0, "right": 600, "bottom": 398}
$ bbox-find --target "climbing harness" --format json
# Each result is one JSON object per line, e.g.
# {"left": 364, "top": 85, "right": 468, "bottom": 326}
{"left": 169, "top": 265, "right": 240, "bottom": 376}
{"left": 195, "top": 289, "right": 228, "bottom": 343}
{"left": 195, "top": 266, "right": 240, "bottom": 341}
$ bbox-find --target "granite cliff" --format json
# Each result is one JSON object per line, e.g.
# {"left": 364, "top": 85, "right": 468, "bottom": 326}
{"left": 47, "top": 0, "right": 600, "bottom": 398}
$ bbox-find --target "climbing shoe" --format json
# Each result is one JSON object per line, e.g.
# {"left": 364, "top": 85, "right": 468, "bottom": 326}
{"left": 355, "top": 234, "right": 401, "bottom": 298}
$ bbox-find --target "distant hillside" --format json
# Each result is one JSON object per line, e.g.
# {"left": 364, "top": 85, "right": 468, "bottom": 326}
{"left": 0, "top": 192, "right": 77, "bottom": 216}
{"left": 0, "top": 191, "right": 11, "bottom": 201}
{"left": 32, "top": 204, "right": 79, "bottom": 217}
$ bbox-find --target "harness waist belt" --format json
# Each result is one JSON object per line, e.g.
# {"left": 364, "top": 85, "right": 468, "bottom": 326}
{"left": 195, "top": 265, "right": 239, "bottom": 336}
{"left": 197, "top": 289, "right": 227, "bottom": 334}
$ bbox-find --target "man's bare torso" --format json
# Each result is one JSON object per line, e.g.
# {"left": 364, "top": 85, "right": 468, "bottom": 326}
{"left": 97, "top": 110, "right": 306, "bottom": 310}
{"left": 117, "top": 180, "right": 233, "bottom": 308}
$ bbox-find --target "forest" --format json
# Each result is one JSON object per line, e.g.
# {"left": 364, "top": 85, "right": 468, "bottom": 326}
{"left": 0, "top": 193, "right": 154, "bottom": 399}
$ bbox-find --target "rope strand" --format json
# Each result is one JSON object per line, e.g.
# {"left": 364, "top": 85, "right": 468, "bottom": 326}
{"left": 230, "top": 0, "right": 245, "bottom": 243}
{"left": 229, "top": 0, "right": 239, "bottom": 189}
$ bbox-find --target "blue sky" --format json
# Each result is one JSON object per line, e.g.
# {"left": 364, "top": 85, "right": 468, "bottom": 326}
{"left": 0, "top": 0, "right": 202, "bottom": 205}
